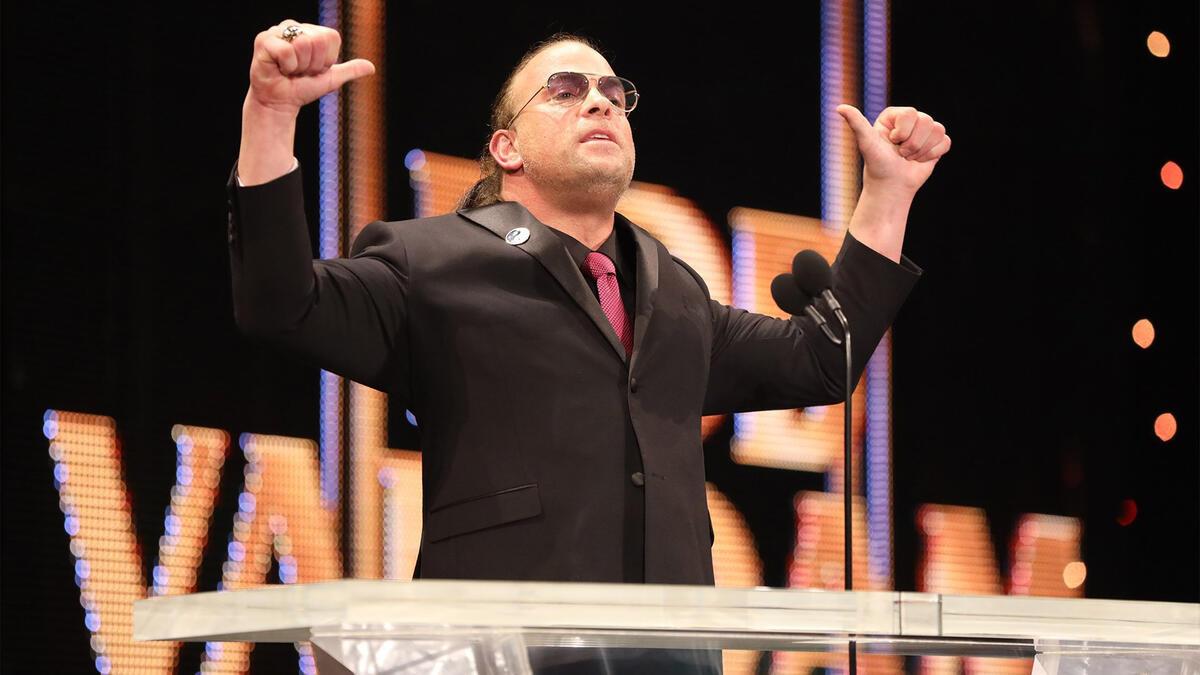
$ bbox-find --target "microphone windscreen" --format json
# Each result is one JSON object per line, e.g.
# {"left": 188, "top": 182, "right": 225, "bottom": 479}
{"left": 792, "top": 249, "right": 833, "bottom": 295}
{"left": 770, "top": 273, "right": 812, "bottom": 316}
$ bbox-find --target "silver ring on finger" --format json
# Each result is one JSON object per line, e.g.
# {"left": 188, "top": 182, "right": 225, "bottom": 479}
{"left": 281, "top": 25, "right": 303, "bottom": 42}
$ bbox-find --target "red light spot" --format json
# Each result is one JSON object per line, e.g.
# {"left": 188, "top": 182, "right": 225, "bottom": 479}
{"left": 1131, "top": 318, "right": 1155, "bottom": 348}
{"left": 1146, "top": 31, "right": 1170, "bottom": 58}
{"left": 1155, "top": 413, "right": 1177, "bottom": 441}
{"left": 1160, "top": 161, "right": 1183, "bottom": 190}
{"left": 1116, "top": 499, "right": 1137, "bottom": 526}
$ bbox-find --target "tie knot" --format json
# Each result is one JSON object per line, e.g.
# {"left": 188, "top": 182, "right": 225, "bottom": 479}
{"left": 583, "top": 251, "right": 616, "bottom": 279}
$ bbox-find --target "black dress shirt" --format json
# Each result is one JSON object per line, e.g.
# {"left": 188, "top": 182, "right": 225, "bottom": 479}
{"left": 548, "top": 223, "right": 638, "bottom": 321}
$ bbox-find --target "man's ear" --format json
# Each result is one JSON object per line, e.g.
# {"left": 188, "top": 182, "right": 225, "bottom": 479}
{"left": 489, "top": 130, "right": 523, "bottom": 172}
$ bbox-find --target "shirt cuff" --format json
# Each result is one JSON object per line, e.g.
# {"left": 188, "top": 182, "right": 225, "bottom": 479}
{"left": 235, "top": 158, "right": 300, "bottom": 187}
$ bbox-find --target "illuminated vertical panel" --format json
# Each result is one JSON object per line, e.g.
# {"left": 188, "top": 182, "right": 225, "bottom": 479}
{"left": 727, "top": 207, "right": 866, "bottom": 488}
{"left": 862, "top": 0, "right": 889, "bottom": 123}
{"left": 821, "top": 0, "right": 861, "bottom": 232}
{"left": 707, "top": 484, "right": 762, "bottom": 589}
{"left": 776, "top": 492, "right": 900, "bottom": 675}
{"left": 1007, "top": 514, "right": 1083, "bottom": 598}
{"left": 406, "top": 149, "right": 478, "bottom": 217}
{"left": 202, "top": 434, "right": 341, "bottom": 674}
{"left": 916, "top": 505, "right": 1002, "bottom": 594}
{"left": 788, "top": 492, "right": 871, "bottom": 589}
{"left": 916, "top": 505, "right": 1010, "bottom": 675}
{"left": 345, "top": 0, "right": 385, "bottom": 243}
{"left": 343, "top": 0, "right": 417, "bottom": 582}
{"left": 915, "top": 508, "right": 1085, "bottom": 673}
{"left": 349, "top": 381, "right": 423, "bottom": 580}
{"left": 317, "top": 0, "right": 344, "bottom": 514}
{"left": 44, "top": 411, "right": 174, "bottom": 674}
{"left": 862, "top": 0, "right": 895, "bottom": 592}
{"left": 378, "top": 452, "right": 424, "bottom": 580}
{"left": 914, "top": 505, "right": 1027, "bottom": 675}
{"left": 151, "top": 426, "right": 231, "bottom": 597}
{"left": 706, "top": 483, "right": 761, "bottom": 675}
{"left": 44, "top": 412, "right": 230, "bottom": 674}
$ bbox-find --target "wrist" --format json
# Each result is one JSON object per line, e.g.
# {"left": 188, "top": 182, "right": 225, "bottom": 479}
{"left": 242, "top": 93, "right": 299, "bottom": 131}
{"left": 847, "top": 184, "right": 913, "bottom": 263}
{"left": 860, "top": 176, "right": 917, "bottom": 208}
{"left": 238, "top": 93, "right": 299, "bottom": 186}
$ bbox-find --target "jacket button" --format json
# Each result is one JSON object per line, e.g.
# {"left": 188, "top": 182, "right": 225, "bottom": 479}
{"left": 630, "top": 471, "right": 645, "bottom": 487}
{"left": 629, "top": 377, "right": 639, "bottom": 393}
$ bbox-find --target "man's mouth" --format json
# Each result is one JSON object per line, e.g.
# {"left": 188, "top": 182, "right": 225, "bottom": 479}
{"left": 580, "top": 130, "right": 618, "bottom": 144}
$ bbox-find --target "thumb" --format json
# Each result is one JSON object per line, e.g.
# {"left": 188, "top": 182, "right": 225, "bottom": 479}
{"left": 835, "top": 104, "right": 875, "bottom": 143}
{"left": 329, "top": 58, "right": 376, "bottom": 89}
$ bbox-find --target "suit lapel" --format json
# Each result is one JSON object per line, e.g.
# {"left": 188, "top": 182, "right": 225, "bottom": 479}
{"left": 620, "top": 213, "right": 660, "bottom": 370}
{"left": 458, "top": 202, "right": 629, "bottom": 364}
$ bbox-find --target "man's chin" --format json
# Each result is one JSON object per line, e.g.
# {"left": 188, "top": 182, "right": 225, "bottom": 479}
{"left": 527, "top": 158, "right": 633, "bottom": 203}
{"left": 579, "top": 160, "right": 634, "bottom": 190}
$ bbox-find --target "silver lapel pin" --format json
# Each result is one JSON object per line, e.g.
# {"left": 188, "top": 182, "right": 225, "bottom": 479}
{"left": 505, "top": 227, "right": 530, "bottom": 245}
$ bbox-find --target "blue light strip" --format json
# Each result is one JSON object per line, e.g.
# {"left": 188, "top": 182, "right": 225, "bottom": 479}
{"left": 730, "top": 228, "right": 756, "bottom": 444}
{"left": 819, "top": 0, "right": 851, "bottom": 231}
{"left": 149, "top": 430, "right": 193, "bottom": 597}
{"left": 318, "top": 0, "right": 343, "bottom": 511}
{"left": 862, "top": 0, "right": 893, "bottom": 589}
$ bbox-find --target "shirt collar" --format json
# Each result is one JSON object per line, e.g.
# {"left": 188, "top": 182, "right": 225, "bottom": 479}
{"left": 547, "top": 222, "right": 631, "bottom": 284}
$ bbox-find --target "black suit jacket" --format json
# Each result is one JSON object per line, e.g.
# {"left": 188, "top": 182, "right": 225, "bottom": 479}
{"left": 227, "top": 165, "right": 921, "bottom": 585}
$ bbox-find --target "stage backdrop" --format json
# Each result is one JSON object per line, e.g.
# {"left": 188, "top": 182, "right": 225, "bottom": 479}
{"left": 2, "top": 1, "right": 1196, "bottom": 673}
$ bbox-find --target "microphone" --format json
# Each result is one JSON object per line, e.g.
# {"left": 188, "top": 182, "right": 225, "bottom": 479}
{"left": 792, "top": 250, "right": 846, "bottom": 326}
{"left": 769, "top": 273, "right": 808, "bottom": 314}
{"left": 771, "top": 274, "right": 843, "bottom": 345}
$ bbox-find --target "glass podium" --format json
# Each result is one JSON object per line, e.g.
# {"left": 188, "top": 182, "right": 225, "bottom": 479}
{"left": 134, "top": 580, "right": 1199, "bottom": 674}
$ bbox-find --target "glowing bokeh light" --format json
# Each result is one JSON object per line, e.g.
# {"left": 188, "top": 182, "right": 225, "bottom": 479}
{"left": 1062, "top": 561, "right": 1087, "bottom": 589}
{"left": 1146, "top": 31, "right": 1170, "bottom": 58}
{"left": 1116, "top": 499, "right": 1138, "bottom": 526}
{"left": 1154, "top": 413, "right": 1177, "bottom": 441}
{"left": 1160, "top": 161, "right": 1183, "bottom": 190}
{"left": 1131, "top": 318, "right": 1155, "bottom": 348}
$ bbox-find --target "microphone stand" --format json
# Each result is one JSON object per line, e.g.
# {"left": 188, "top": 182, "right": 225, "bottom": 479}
{"left": 822, "top": 291, "right": 855, "bottom": 675}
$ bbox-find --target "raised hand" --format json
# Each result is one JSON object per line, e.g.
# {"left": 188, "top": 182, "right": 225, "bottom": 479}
{"left": 237, "top": 21, "right": 374, "bottom": 185}
{"left": 836, "top": 104, "right": 951, "bottom": 197}
{"left": 247, "top": 20, "right": 375, "bottom": 117}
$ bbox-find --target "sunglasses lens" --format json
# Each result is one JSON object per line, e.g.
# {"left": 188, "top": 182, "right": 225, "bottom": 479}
{"left": 546, "top": 72, "right": 590, "bottom": 101}
{"left": 598, "top": 77, "right": 634, "bottom": 111}
{"left": 544, "top": 73, "right": 638, "bottom": 113}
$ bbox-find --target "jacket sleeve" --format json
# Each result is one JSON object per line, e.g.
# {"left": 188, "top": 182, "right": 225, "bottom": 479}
{"left": 700, "top": 232, "right": 921, "bottom": 415}
{"left": 226, "top": 161, "right": 410, "bottom": 397}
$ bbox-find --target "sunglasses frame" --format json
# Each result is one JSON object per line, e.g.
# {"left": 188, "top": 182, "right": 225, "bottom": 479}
{"left": 506, "top": 71, "right": 639, "bottom": 128}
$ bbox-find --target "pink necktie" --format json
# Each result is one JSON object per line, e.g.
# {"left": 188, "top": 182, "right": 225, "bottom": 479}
{"left": 584, "top": 252, "right": 633, "bottom": 356}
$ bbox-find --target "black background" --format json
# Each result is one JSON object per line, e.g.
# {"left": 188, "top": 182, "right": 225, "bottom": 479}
{"left": 3, "top": 1, "right": 1197, "bottom": 672}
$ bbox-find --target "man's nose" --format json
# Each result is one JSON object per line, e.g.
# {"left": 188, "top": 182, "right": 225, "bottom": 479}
{"left": 583, "top": 83, "right": 615, "bottom": 116}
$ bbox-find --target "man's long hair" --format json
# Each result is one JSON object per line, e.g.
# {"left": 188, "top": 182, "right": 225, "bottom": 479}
{"left": 456, "top": 33, "right": 604, "bottom": 211}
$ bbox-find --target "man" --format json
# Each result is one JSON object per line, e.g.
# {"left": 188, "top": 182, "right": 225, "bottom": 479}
{"left": 230, "top": 21, "right": 946, "bottom": 586}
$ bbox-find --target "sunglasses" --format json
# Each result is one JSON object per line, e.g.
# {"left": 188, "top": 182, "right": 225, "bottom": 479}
{"left": 507, "top": 71, "right": 639, "bottom": 127}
